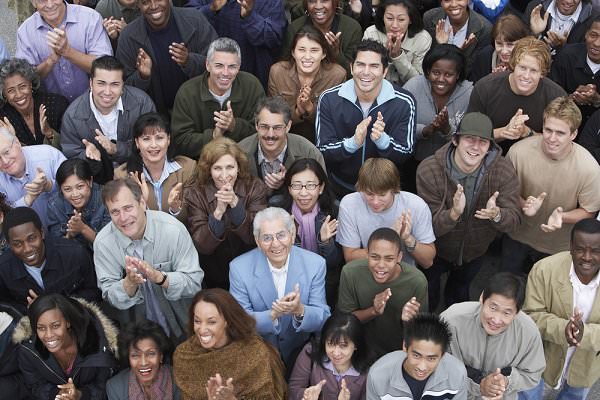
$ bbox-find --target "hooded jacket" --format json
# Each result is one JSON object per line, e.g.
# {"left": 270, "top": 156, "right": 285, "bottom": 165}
{"left": 416, "top": 141, "right": 521, "bottom": 264}
{"left": 13, "top": 298, "right": 118, "bottom": 400}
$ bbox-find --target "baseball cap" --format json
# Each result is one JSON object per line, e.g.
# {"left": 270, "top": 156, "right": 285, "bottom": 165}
{"left": 455, "top": 112, "right": 494, "bottom": 141}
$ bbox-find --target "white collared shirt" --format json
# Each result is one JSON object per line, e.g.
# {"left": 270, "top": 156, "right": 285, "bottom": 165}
{"left": 89, "top": 91, "right": 124, "bottom": 142}
{"left": 587, "top": 56, "right": 600, "bottom": 74}
{"left": 548, "top": 0, "right": 582, "bottom": 36}
{"left": 268, "top": 256, "right": 290, "bottom": 299}
{"left": 444, "top": 17, "right": 469, "bottom": 47}
{"left": 557, "top": 262, "right": 600, "bottom": 388}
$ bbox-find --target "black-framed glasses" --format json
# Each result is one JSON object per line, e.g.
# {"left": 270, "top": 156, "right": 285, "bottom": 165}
{"left": 289, "top": 183, "right": 319, "bottom": 191}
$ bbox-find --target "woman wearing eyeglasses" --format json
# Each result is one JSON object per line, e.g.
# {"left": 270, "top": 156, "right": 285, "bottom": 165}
{"left": 276, "top": 158, "right": 343, "bottom": 308}
{"left": 183, "top": 137, "right": 268, "bottom": 289}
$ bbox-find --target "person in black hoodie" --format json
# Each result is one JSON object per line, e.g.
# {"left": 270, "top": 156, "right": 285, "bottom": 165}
{"left": 14, "top": 293, "right": 118, "bottom": 400}
{"left": 0, "top": 302, "right": 29, "bottom": 399}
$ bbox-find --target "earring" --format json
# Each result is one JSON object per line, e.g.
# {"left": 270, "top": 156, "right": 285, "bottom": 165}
{"left": 319, "top": 191, "right": 323, "bottom": 195}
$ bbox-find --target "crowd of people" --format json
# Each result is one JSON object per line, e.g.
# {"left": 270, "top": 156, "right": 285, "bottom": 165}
{"left": 0, "top": 0, "right": 600, "bottom": 399}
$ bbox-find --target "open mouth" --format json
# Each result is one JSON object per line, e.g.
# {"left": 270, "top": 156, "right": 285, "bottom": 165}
{"left": 45, "top": 339, "right": 60, "bottom": 350}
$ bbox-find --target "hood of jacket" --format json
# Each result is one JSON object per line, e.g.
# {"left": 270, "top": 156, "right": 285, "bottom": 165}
{"left": 11, "top": 298, "right": 118, "bottom": 357}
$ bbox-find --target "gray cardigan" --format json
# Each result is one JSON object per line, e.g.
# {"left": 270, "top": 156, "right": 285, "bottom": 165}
{"left": 60, "top": 86, "right": 156, "bottom": 164}
{"left": 403, "top": 74, "right": 473, "bottom": 161}
{"left": 106, "top": 366, "right": 181, "bottom": 400}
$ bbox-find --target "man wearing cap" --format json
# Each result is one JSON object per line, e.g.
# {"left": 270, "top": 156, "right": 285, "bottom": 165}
{"left": 416, "top": 112, "right": 521, "bottom": 311}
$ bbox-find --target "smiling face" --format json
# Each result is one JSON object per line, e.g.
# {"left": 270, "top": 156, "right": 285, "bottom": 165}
{"left": 106, "top": 186, "right": 147, "bottom": 240}
{"left": 138, "top": 0, "right": 171, "bottom": 30}
{"left": 60, "top": 175, "right": 92, "bottom": 211}
{"left": 402, "top": 339, "right": 444, "bottom": 381}
{"left": 36, "top": 308, "right": 74, "bottom": 353}
{"left": 306, "top": 0, "right": 336, "bottom": 31}
{"left": 0, "top": 134, "right": 26, "bottom": 178}
{"left": 541, "top": 116, "right": 577, "bottom": 160}
{"left": 292, "top": 36, "right": 326, "bottom": 76}
{"left": 494, "top": 36, "right": 516, "bottom": 65}
{"left": 206, "top": 51, "right": 241, "bottom": 97}
{"left": 210, "top": 154, "right": 239, "bottom": 190}
{"left": 556, "top": 0, "right": 580, "bottom": 15}
{"left": 440, "top": 0, "right": 468, "bottom": 23}
{"left": 135, "top": 126, "right": 170, "bottom": 166}
{"left": 255, "top": 109, "right": 290, "bottom": 159}
{"left": 256, "top": 217, "right": 295, "bottom": 268}
{"left": 367, "top": 238, "right": 402, "bottom": 284}
{"left": 351, "top": 50, "right": 388, "bottom": 101}
{"left": 8, "top": 222, "right": 45, "bottom": 267}
{"left": 129, "top": 338, "right": 163, "bottom": 386}
{"left": 479, "top": 293, "right": 518, "bottom": 335}
{"left": 362, "top": 190, "right": 395, "bottom": 213}
{"left": 427, "top": 59, "right": 459, "bottom": 98}
{"left": 193, "top": 301, "right": 229, "bottom": 350}
{"left": 571, "top": 230, "right": 600, "bottom": 285}
{"left": 3, "top": 73, "right": 34, "bottom": 115}
{"left": 288, "top": 169, "right": 324, "bottom": 213}
{"left": 90, "top": 68, "right": 124, "bottom": 115}
{"left": 384, "top": 4, "right": 410, "bottom": 38}
{"left": 33, "top": 0, "right": 66, "bottom": 28}
{"left": 509, "top": 54, "right": 543, "bottom": 96}
{"left": 452, "top": 134, "right": 490, "bottom": 174}
{"left": 325, "top": 335, "right": 356, "bottom": 373}
{"left": 585, "top": 22, "right": 600, "bottom": 64}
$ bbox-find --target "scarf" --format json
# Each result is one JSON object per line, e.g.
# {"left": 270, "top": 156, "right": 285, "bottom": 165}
{"left": 292, "top": 202, "right": 320, "bottom": 253}
{"left": 174, "top": 335, "right": 286, "bottom": 400}
{"left": 128, "top": 365, "right": 174, "bottom": 400}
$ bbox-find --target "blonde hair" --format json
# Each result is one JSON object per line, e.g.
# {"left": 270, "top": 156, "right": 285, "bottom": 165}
{"left": 508, "top": 36, "right": 551, "bottom": 76}
{"left": 543, "top": 96, "right": 582, "bottom": 132}
{"left": 186, "top": 137, "right": 251, "bottom": 187}
{"left": 355, "top": 158, "right": 401, "bottom": 194}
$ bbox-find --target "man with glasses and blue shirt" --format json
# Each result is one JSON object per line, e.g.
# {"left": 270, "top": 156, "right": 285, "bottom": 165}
{"left": 229, "top": 207, "right": 330, "bottom": 368}
{"left": 0, "top": 127, "right": 66, "bottom": 228}
{"left": 238, "top": 96, "right": 325, "bottom": 195}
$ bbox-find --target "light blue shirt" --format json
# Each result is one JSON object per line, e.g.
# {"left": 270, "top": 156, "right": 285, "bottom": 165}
{"left": 0, "top": 145, "right": 66, "bottom": 227}
{"left": 24, "top": 261, "right": 46, "bottom": 290}
{"left": 0, "top": 39, "right": 9, "bottom": 62}
{"left": 143, "top": 160, "right": 182, "bottom": 212}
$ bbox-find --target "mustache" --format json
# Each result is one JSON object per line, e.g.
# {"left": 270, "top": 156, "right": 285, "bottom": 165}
{"left": 262, "top": 136, "right": 279, "bottom": 141}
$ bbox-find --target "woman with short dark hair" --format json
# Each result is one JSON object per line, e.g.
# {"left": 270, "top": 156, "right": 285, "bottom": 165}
{"left": 15, "top": 293, "right": 117, "bottom": 400}
{"left": 288, "top": 313, "right": 368, "bottom": 400}
{"left": 107, "top": 320, "right": 180, "bottom": 400}
{"left": 173, "top": 288, "right": 286, "bottom": 400}
{"left": 47, "top": 158, "right": 110, "bottom": 248}
{"left": 0, "top": 58, "right": 68, "bottom": 148}
{"left": 363, "top": 0, "right": 432, "bottom": 85}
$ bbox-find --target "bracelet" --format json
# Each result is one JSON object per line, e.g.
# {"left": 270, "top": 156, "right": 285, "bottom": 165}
{"left": 155, "top": 271, "right": 167, "bottom": 286}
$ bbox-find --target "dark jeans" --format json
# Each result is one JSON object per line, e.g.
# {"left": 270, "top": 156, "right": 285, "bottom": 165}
{"left": 422, "top": 255, "right": 485, "bottom": 312}
{"left": 501, "top": 235, "right": 550, "bottom": 276}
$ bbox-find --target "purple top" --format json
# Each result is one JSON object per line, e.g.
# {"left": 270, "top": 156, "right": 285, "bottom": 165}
{"left": 16, "top": 3, "right": 112, "bottom": 102}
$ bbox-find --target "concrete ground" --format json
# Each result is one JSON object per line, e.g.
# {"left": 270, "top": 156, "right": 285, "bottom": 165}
{"left": 0, "top": 0, "right": 599, "bottom": 397}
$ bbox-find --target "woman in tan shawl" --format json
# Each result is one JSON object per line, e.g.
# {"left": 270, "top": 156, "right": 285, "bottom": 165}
{"left": 174, "top": 288, "right": 287, "bottom": 400}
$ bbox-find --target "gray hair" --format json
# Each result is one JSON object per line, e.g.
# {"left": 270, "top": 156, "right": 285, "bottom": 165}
{"left": 207, "top": 38, "right": 242, "bottom": 64}
{"left": 0, "top": 58, "right": 41, "bottom": 105}
{"left": 0, "top": 126, "right": 14, "bottom": 141}
{"left": 253, "top": 207, "right": 295, "bottom": 239}
{"left": 254, "top": 96, "right": 292, "bottom": 125}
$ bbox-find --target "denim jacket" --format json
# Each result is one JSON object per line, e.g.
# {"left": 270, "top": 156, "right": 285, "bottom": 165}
{"left": 47, "top": 182, "right": 111, "bottom": 248}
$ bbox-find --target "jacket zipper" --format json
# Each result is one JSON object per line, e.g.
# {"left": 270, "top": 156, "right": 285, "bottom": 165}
{"left": 21, "top": 344, "right": 67, "bottom": 384}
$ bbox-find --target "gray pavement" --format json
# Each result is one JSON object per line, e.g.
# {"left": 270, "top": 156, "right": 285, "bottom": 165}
{"left": 0, "top": 0, "right": 599, "bottom": 398}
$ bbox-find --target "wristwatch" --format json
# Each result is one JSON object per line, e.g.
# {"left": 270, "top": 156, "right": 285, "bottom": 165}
{"left": 155, "top": 271, "right": 168, "bottom": 286}
{"left": 405, "top": 236, "right": 417, "bottom": 253}
{"left": 492, "top": 209, "right": 502, "bottom": 223}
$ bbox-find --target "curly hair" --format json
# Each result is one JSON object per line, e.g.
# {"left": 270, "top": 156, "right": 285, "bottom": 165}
{"left": 0, "top": 58, "right": 41, "bottom": 105}
{"left": 185, "top": 137, "right": 251, "bottom": 187}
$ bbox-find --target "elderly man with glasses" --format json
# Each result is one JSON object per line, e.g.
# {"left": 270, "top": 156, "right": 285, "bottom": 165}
{"left": 0, "top": 127, "right": 66, "bottom": 228}
{"left": 229, "top": 206, "right": 330, "bottom": 368}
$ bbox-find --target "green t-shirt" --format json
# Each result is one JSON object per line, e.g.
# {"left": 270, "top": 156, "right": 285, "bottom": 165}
{"left": 337, "top": 259, "right": 428, "bottom": 360}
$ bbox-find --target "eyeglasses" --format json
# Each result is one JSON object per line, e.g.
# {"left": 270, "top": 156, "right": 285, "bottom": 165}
{"left": 257, "top": 124, "right": 286, "bottom": 134}
{"left": 289, "top": 182, "right": 320, "bottom": 191}
{"left": 0, "top": 139, "right": 16, "bottom": 161}
{"left": 260, "top": 230, "right": 290, "bottom": 244}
